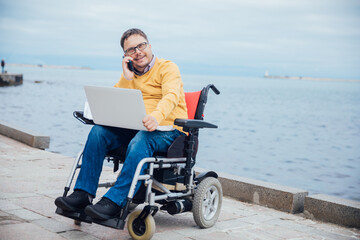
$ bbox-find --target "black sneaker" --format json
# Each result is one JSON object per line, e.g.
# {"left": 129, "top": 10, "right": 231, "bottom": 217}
{"left": 55, "top": 190, "right": 93, "bottom": 212}
{"left": 85, "top": 197, "right": 122, "bottom": 220}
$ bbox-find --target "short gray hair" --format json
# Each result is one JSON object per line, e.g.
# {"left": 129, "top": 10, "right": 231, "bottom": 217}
{"left": 120, "top": 28, "right": 148, "bottom": 49}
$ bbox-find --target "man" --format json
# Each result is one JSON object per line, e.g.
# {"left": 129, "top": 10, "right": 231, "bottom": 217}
{"left": 1, "top": 59, "right": 4, "bottom": 73}
{"left": 55, "top": 28, "right": 188, "bottom": 220}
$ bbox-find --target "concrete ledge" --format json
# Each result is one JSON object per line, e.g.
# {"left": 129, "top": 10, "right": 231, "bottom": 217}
{"left": 0, "top": 121, "right": 50, "bottom": 149}
{"left": 195, "top": 167, "right": 308, "bottom": 214}
{"left": 304, "top": 194, "right": 360, "bottom": 228}
{"left": 0, "top": 73, "right": 23, "bottom": 86}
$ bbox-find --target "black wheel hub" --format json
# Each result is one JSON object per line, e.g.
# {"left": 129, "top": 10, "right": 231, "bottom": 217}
{"left": 132, "top": 218, "right": 146, "bottom": 236}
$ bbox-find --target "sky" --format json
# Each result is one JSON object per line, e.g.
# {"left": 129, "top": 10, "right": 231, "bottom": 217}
{"left": 0, "top": 0, "right": 359, "bottom": 79}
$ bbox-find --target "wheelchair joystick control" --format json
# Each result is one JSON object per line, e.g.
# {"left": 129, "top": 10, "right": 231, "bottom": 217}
{"left": 166, "top": 199, "right": 192, "bottom": 215}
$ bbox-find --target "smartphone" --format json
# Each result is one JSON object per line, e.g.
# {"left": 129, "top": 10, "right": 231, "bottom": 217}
{"left": 127, "top": 60, "right": 134, "bottom": 72}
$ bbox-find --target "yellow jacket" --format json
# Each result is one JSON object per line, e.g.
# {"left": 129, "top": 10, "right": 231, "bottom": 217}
{"left": 114, "top": 58, "right": 188, "bottom": 132}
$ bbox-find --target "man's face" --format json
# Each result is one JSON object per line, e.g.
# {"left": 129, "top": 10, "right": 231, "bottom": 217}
{"left": 123, "top": 34, "right": 152, "bottom": 71}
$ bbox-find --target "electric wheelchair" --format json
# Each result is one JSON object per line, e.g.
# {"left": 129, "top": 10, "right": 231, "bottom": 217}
{"left": 56, "top": 84, "right": 222, "bottom": 240}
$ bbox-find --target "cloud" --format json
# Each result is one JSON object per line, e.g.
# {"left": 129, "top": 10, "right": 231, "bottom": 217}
{"left": 1, "top": 0, "right": 359, "bottom": 78}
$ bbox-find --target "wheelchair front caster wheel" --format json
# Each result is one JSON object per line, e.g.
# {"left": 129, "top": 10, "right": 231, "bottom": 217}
{"left": 193, "top": 177, "right": 223, "bottom": 228}
{"left": 127, "top": 210, "right": 156, "bottom": 240}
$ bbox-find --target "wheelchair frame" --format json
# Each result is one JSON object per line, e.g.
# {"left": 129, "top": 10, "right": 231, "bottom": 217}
{"left": 56, "top": 84, "right": 221, "bottom": 239}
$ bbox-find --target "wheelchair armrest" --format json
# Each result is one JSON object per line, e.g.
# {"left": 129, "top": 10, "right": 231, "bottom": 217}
{"left": 73, "top": 111, "right": 95, "bottom": 125}
{"left": 174, "top": 118, "right": 217, "bottom": 129}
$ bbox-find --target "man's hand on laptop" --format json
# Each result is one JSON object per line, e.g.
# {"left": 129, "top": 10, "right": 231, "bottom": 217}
{"left": 143, "top": 115, "right": 159, "bottom": 132}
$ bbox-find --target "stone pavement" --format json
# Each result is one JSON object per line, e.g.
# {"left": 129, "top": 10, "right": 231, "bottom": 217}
{"left": 0, "top": 134, "right": 359, "bottom": 240}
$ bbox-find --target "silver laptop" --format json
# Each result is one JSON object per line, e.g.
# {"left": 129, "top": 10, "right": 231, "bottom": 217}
{"left": 84, "top": 85, "right": 147, "bottom": 131}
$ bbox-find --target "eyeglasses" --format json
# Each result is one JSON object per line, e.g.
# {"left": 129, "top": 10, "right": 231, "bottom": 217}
{"left": 124, "top": 42, "right": 148, "bottom": 55}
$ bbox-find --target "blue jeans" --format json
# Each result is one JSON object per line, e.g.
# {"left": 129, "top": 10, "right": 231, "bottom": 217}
{"left": 74, "top": 125, "right": 184, "bottom": 207}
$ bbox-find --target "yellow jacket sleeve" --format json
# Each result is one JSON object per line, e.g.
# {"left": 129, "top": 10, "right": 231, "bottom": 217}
{"left": 149, "top": 62, "right": 182, "bottom": 124}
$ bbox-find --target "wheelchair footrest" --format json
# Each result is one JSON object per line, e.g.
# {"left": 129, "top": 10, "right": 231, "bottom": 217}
{"left": 92, "top": 217, "right": 125, "bottom": 230}
{"left": 55, "top": 207, "right": 93, "bottom": 224}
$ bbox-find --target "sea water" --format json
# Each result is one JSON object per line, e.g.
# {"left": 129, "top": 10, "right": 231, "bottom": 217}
{"left": 1, "top": 66, "right": 359, "bottom": 201}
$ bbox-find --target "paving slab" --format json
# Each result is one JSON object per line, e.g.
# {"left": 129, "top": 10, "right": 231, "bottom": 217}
{"left": 0, "top": 222, "right": 66, "bottom": 240}
{"left": 0, "top": 134, "right": 359, "bottom": 240}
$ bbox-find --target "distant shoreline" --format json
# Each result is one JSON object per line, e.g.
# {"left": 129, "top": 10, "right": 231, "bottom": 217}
{"left": 7, "top": 63, "right": 91, "bottom": 70}
{"left": 264, "top": 75, "right": 360, "bottom": 83}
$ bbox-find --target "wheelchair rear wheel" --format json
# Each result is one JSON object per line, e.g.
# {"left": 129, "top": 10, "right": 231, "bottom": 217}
{"left": 127, "top": 210, "right": 156, "bottom": 240}
{"left": 192, "top": 177, "right": 222, "bottom": 228}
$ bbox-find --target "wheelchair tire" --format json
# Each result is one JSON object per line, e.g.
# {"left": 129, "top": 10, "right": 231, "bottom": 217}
{"left": 192, "top": 177, "right": 222, "bottom": 228}
{"left": 127, "top": 210, "right": 156, "bottom": 240}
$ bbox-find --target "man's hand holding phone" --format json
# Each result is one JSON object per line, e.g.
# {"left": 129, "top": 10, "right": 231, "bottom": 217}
{"left": 122, "top": 56, "right": 134, "bottom": 80}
